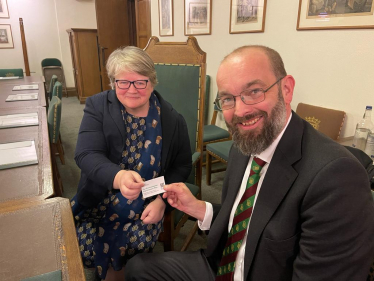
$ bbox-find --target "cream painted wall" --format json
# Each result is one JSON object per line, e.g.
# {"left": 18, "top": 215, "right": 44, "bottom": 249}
{"left": 0, "top": 0, "right": 97, "bottom": 87}
{"left": 150, "top": 0, "right": 374, "bottom": 138}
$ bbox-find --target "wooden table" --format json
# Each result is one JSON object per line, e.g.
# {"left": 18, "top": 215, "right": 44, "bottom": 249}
{"left": 0, "top": 76, "right": 45, "bottom": 85}
{"left": 0, "top": 107, "right": 54, "bottom": 203}
{"left": 0, "top": 82, "right": 46, "bottom": 109}
{"left": 0, "top": 197, "right": 85, "bottom": 281}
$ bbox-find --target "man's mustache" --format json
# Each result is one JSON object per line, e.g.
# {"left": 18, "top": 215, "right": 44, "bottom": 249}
{"left": 230, "top": 111, "right": 268, "bottom": 126}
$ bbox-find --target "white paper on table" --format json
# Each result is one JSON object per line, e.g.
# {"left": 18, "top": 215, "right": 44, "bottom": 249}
{"left": 0, "top": 76, "right": 19, "bottom": 80}
{"left": 0, "top": 140, "right": 38, "bottom": 170}
{"left": 0, "top": 112, "right": 39, "bottom": 128}
{"left": 142, "top": 176, "right": 165, "bottom": 198}
{"left": 12, "top": 84, "right": 39, "bottom": 91}
{"left": 6, "top": 93, "right": 38, "bottom": 102}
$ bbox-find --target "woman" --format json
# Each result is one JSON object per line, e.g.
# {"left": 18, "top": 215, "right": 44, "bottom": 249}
{"left": 70, "top": 46, "right": 192, "bottom": 280}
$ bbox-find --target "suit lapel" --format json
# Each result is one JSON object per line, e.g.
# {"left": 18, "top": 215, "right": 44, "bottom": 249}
{"left": 108, "top": 90, "right": 125, "bottom": 142}
{"left": 243, "top": 112, "right": 304, "bottom": 277}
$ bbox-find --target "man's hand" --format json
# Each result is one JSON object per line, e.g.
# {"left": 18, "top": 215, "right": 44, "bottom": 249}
{"left": 141, "top": 195, "right": 166, "bottom": 224}
{"left": 113, "top": 170, "right": 144, "bottom": 200}
{"left": 163, "top": 183, "right": 206, "bottom": 221}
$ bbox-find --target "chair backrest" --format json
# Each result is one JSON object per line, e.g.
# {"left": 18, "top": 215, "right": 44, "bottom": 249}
{"left": 48, "top": 75, "right": 58, "bottom": 98}
{"left": 41, "top": 58, "right": 62, "bottom": 67}
{"left": 204, "top": 75, "right": 211, "bottom": 124}
{"left": 52, "top": 81, "right": 62, "bottom": 100}
{"left": 47, "top": 96, "right": 62, "bottom": 144}
{"left": 296, "top": 102, "right": 346, "bottom": 140}
{"left": 0, "top": 68, "right": 24, "bottom": 78}
{"left": 41, "top": 58, "right": 66, "bottom": 97}
{"left": 144, "top": 36, "right": 206, "bottom": 186}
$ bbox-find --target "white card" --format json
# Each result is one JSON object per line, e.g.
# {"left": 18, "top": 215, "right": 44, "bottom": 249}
{"left": 12, "top": 84, "right": 39, "bottom": 91}
{"left": 142, "top": 176, "right": 165, "bottom": 198}
{"left": 6, "top": 93, "right": 38, "bottom": 101}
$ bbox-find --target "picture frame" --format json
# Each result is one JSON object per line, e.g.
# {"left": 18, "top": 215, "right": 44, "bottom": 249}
{"left": 0, "top": 0, "right": 9, "bottom": 18}
{"left": 184, "top": 0, "right": 212, "bottom": 35}
{"left": 159, "top": 0, "right": 174, "bottom": 36}
{"left": 297, "top": 0, "right": 374, "bottom": 30}
{"left": 0, "top": 24, "right": 14, "bottom": 49}
{"left": 230, "top": 0, "right": 267, "bottom": 34}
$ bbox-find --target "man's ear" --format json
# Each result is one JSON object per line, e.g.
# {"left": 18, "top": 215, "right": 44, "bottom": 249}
{"left": 282, "top": 75, "right": 295, "bottom": 104}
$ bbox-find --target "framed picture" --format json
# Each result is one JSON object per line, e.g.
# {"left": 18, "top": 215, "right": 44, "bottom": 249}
{"left": 230, "top": 0, "right": 267, "bottom": 33}
{"left": 297, "top": 0, "right": 374, "bottom": 30}
{"left": 184, "top": 0, "right": 212, "bottom": 35}
{"left": 0, "top": 24, "right": 14, "bottom": 49}
{"left": 0, "top": 0, "right": 9, "bottom": 18}
{"left": 159, "top": 0, "right": 174, "bottom": 36}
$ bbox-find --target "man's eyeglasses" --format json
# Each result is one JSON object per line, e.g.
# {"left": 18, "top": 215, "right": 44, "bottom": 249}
{"left": 215, "top": 76, "right": 285, "bottom": 111}
{"left": 115, "top": 80, "right": 149, "bottom": 90}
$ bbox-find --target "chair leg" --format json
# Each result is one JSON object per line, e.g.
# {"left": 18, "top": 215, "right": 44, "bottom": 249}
{"left": 56, "top": 138, "right": 65, "bottom": 165}
{"left": 206, "top": 151, "right": 212, "bottom": 185}
{"left": 159, "top": 210, "right": 174, "bottom": 252}
{"left": 180, "top": 221, "right": 198, "bottom": 251}
{"left": 51, "top": 147, "right": 63, "bottom": 196}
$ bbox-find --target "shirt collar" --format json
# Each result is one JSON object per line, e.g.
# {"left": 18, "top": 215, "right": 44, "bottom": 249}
{"left": 254, "top": 113, "right": 292, "bottom": 164}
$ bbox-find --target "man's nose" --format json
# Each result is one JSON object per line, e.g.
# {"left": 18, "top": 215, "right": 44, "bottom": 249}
{"left": 234, "top": 96, "right": 253, "bottom": 116}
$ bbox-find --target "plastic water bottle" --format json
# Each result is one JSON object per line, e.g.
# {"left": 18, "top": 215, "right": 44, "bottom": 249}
{"left": 365, "top": 132, "right": 374, "bottom": 159}
{"left": 352, "top": 106, "right": 373, "bottom": 151}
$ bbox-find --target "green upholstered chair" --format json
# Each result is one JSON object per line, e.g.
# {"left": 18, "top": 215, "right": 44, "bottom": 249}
{"left": 145, "top": 36, "right": 206, "bottom": 251}
{"left": 47, "top": 96, "right": 64, "bottom": 196}
{"left": 41, "top": 58, "right": 68, "bottom": 97}
{"left": 0, "top": 68, "right": 24, "bottom": 77}
{"left": 48, "top": 75, "right": 58, "bottom": 100}
{"left": 202, "top": 77, "right": 231, "bottom": 166}
{"left": 206, "top": 140, "right": 233, "bottom": 185}
{"left": 52, "top": 81, "right": 63, "bottom": 100}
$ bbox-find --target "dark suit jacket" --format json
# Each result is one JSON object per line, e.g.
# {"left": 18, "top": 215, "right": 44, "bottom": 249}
{"left": 75, "top": 90, "right": 192, "bottom": 207}
{"left": 205, "top": 112, "right": 374, "bottom": 280}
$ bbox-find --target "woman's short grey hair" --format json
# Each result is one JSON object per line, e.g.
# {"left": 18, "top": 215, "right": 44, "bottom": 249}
{"left": 106, "top": 46, "right": 158, "bottom": 89}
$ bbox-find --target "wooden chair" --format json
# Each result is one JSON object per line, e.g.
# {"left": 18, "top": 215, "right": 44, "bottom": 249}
{"left": 50, "top": 81, "right": 65, "bottom": 164}
{"left": 144, "top": 36, "right": 206, "bottom": 251}
{"left": 48, "top": 74, "right": 58, "bottom": 100}
{"left": 206, "top": 140, "right": 233, "bottom": 185}
{"left": 47, "top": 96, "right": 64, "bottom": 195}
{"left": 296, "top": 102, "right": 346, "bottom": 140}
{"left": 41, "top": 58, "right": 68, "bottom": 97}
{"left": 203, "top": 91, "right": 231, "bottom": 166}
{"left": 0, "top": 68, "right": 23, "bottom": 77}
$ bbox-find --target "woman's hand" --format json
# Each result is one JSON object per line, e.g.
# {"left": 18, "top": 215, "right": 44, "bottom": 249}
{"left": 113, "top": 170, "right": 144, "bottom": 200}
{"left": 141, "top": 195, "right": 166, "bottom": 224}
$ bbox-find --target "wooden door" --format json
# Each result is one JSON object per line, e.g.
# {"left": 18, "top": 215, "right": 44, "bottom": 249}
{"left": 95, "top": 0, "right": 136, "bottom": 90}
{"left": 135, "top": 0, "right": 152, "bottom": 49}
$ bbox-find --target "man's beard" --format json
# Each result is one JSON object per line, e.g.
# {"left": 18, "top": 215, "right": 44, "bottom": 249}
{"left": 225, "top": 89, "right": 287, "bottom": 156}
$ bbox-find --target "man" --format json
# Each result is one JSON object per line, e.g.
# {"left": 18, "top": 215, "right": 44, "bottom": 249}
{"left": 125, "top": 46, "right": 374, "bottom": 280}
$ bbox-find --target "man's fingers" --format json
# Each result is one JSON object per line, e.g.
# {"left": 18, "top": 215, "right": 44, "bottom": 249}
{"left": 164, "top": 183, "right": 185, "bottom": 193}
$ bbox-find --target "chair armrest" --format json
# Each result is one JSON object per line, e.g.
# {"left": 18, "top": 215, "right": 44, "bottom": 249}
{"left": 192, "top": 152, "right": 201, "bottom": 166}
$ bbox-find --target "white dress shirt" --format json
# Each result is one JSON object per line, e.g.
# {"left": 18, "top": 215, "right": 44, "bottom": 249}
{"left": 198, "top": 114, "right": 292, "bottom": 280}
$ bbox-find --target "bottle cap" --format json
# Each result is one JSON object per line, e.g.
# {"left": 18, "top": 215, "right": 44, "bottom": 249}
{"left": 366, "top": 106, "right": 372, "bottom": 110}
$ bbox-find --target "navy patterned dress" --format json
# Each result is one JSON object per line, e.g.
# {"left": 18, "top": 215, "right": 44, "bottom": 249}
{"left": 71, "top": 93, "right": 163, "bottom": 279}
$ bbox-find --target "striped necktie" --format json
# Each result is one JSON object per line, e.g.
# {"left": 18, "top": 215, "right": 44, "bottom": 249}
{"left": 215, "top": 157, "right": 266, "bottom": 281}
